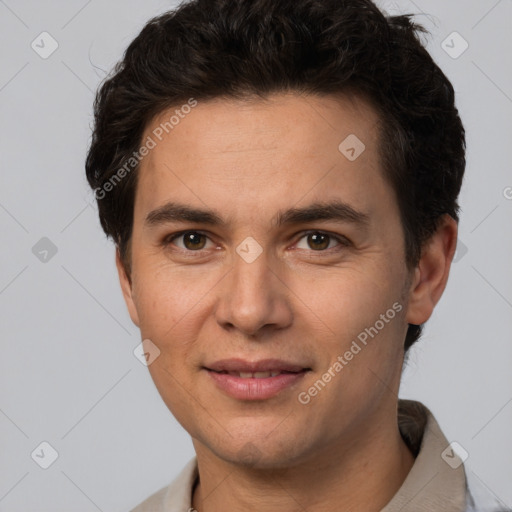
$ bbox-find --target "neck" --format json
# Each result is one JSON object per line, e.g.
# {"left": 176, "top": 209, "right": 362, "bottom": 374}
{"left": 191, "top": 415, "right": 415, "bottom": 512}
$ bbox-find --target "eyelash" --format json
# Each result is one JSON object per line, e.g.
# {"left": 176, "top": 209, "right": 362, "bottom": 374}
{"left": 161, "top": 230, "right": 351, "bottom": 255}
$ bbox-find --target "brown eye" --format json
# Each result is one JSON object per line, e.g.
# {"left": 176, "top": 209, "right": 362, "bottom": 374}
{"left": 182, "top": 232, "right": 206, "bottom": 250}
{"left": 165, "top": 231, "right": 211, "bottom": 251}
{"left": 307, "top": 233, "right": 330, "bottom": 250}
{"left": 295, "top": 231, "right": 350, "bottom": 253}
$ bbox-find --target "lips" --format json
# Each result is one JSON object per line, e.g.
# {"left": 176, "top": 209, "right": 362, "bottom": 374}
{"left": 203, "top": 358, "right": 311, "bottom": 400}
{"left": 205, "top": 358, "right": 310, "bottom": 374}
{"left": 214, "top": 370, "right": 293, "bottom": 378}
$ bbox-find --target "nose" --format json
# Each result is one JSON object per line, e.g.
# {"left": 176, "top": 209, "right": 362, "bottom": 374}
{"left": 214, "top": 247, "right": 293, "bottom": 337}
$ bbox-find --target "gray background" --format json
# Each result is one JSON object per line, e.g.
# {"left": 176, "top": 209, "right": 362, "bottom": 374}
{"left": 0, "top": 0, "right": 511, "bottom": 510}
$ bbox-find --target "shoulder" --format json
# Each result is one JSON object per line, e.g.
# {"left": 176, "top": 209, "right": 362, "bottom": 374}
{"left": 128, "top": 457, "right": 199, "bottom": 512}
{"left": 464, "top": 467, "right": 511, "bottom": 512}
{"left": 130, "top": 485, "right": 169, "bottom": 512}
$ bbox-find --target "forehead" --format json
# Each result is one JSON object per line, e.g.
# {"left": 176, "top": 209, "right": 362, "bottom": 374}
{"left": 134, "top": 92, "right": 388, "bottom": 224}
{"left": 145, "top": 92, "right": 380, "bottom": 155}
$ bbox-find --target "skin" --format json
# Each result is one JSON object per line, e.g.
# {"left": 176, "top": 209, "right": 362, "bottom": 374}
{"left": 116, "top": 92, "right": 458, "bottom": 512}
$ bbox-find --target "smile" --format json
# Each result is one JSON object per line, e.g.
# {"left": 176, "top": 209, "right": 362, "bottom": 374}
{"left": 205, "top": 368, "right": 310, "bottom": 400}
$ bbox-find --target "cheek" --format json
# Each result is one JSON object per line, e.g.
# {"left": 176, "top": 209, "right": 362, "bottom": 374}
{"left": 297, "top": 263, "right": 403, "bottom": 337}
{"left": 131, "top": 258, "right": 207, "bottom": 333}
{"left": 293, "top": 262, "right": 408, "bottom": 394}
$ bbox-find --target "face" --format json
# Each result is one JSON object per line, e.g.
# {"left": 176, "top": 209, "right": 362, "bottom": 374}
{"left": 117, "top": 92, "right": 436, "bottom": 468}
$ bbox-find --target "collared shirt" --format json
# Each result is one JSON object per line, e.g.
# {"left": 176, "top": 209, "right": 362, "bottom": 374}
{"left": 130, "top": 399, "right": 508, "bottom": 511}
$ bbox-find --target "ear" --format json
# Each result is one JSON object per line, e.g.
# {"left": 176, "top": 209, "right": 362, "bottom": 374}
{"left": 115, "top": 248, "right": 140, "bottom": 327}
{"left": 405, "top": 214, "right": 458, "bottom": 326}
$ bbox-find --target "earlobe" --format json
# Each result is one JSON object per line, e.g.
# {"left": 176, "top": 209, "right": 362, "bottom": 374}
{"left": 115, "top": 248, "right": 140, "bottom": 327}
{"left": 405, "top": 214, "right": 458, "bottom": 326}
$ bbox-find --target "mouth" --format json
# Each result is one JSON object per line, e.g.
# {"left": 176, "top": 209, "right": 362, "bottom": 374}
{"left": 206, "top": 369, "right": 308, "bottom": 378}
{"left": 203, "top": 359, "right": 312, "bottom": 400}
{"left": 204, "top": 358, "right": 311, "bottom": 374}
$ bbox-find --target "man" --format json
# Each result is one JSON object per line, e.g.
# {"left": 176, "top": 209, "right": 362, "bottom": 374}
{"left": 85, "top": 0, "right": 508, "bottom": 510}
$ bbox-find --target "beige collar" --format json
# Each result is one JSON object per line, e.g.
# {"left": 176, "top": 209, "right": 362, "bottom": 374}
{"left": 382, "top": 399, "right": 467, "bottom": 511}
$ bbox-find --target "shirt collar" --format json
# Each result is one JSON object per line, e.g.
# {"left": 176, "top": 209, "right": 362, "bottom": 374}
{"left": 382, "top": 399, "right": 467, "bottom": 511}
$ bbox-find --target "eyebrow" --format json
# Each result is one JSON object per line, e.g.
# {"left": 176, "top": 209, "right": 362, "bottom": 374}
{"left": 144, "top": 200, "right": 371, "bottom": 230}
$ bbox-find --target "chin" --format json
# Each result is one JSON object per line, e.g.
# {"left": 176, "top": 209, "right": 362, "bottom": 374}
{"left": 211, "top": 433, "right": 308, "bottom": 470}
